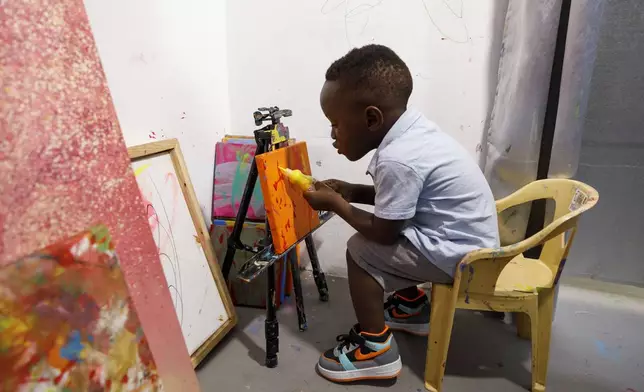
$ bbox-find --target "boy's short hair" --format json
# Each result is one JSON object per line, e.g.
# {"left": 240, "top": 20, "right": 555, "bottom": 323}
{"left": 325, "top": 44, "right": 413, "bottom": 106}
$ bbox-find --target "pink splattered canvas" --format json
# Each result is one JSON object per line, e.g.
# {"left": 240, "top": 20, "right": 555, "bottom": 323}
{"left": 0, "top": 1, "right": 198, "bottom": 390}
{"left": 213, "top": 142, "right": 265, "bottom": 221}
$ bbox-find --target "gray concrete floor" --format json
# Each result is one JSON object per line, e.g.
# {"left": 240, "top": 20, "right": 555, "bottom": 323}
{"left": 198, "top": 273, "right": 644, "bottom": 392}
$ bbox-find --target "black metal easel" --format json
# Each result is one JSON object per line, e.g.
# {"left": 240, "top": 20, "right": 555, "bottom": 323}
{"left": 220, "top": 107, "right": 331, "bottom": 368}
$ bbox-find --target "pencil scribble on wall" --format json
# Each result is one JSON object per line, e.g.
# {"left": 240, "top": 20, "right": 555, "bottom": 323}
{"left": 321, "top": 0, "right": 470, "bottom": 45}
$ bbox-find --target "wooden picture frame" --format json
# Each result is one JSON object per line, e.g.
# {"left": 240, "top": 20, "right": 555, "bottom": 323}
{"left": 128, "top": 139, "right": 236, "bottom": 367}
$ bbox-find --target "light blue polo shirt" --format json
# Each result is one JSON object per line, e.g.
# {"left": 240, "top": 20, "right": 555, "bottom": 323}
{"left": 367, "top": 108, "right": 500, "bottom": 276}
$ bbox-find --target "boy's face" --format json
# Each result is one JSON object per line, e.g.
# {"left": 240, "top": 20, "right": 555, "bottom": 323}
{"left": 320, "top": 81, "right": 384, "bottom": 162}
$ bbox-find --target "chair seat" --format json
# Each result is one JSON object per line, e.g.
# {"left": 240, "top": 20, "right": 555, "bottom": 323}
{"left": 495, "top": 254, "right": 554, "bottom": 295}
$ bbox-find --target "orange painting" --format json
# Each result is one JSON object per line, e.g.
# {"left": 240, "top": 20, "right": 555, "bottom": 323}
{"left": 256, "top": 142, "right": 320, "bottom": 254}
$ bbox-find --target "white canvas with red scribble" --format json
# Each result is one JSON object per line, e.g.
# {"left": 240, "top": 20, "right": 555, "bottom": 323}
{"left": 132, "top": 153, "right": 227, "bottom": 354}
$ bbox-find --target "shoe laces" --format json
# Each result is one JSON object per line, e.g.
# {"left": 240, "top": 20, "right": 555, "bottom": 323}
{"left": 334, "top": 328, "right": 364, "bottom": 355}
{"left": 384, "top": 294, "right": 396, "bottom": 309}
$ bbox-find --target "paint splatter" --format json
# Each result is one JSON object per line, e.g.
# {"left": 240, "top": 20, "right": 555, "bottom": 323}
{"left": 594, "top": 339, "right": 620, "bottom": 361}
{"left": 464, "top": 265, "right": 475, "bottom": 304}
{"left": 133, "top": 163, "right": 152, "bottom": 177}
{"left": 244, "top": 317, "right": 264, "bottom": 336}
{"left": 595, "top": 340, "right": 608, "bottom": 356}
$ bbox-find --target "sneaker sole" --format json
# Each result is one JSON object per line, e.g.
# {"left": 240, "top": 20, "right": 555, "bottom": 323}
{"left": 317, "top": 357, "right": 402, "bottom": 382}
{"left": 386, "top": 321, "right": 429, "bottom": 336}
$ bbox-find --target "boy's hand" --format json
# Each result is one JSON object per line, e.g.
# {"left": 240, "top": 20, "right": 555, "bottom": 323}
{"left": 303, "top": 182, "right": 345, "bottom": 212}
{"left": 319, "top": 179, "right": 354, "bottom": 202}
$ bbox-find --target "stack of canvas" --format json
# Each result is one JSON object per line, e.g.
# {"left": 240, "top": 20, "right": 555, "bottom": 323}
{"left": 212, "top": 138, "right": 265, "bottom": 222}
{"left": 211, "top": 136, "right": 294, "bottom": 308}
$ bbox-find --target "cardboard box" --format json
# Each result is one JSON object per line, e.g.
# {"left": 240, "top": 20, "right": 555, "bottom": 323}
{"left": 211, "top": 219, "right": 294, "bottom": 308}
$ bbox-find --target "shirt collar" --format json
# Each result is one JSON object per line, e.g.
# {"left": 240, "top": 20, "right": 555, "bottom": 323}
{"left": 367, "top": 107, "right": 422, "bottom": 175}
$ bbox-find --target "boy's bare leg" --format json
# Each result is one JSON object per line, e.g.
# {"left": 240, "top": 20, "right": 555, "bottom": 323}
{"left": 316, "top": 249, "right": 402, "bottom": 382}
{"left": 346, "top": 250, "right": 386, "bottom": 334}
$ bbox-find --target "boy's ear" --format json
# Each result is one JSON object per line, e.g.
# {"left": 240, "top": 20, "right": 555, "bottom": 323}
{"left": 364, "top": 106, "right": 384, "bottom": 132}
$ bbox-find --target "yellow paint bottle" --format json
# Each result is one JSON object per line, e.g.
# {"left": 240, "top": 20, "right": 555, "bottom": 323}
{"left": 279, "top": 167, "right": 315, "bottom": 191}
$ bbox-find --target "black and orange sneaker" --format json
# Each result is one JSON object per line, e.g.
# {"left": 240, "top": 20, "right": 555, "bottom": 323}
{"left": 384, "top": 288, "right": 431, "bottom": 336}
{"left": 317, "top": 324, "right": 402, "bottom": 382}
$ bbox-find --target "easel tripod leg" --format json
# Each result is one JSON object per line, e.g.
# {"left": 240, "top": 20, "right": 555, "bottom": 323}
{"left": 221, "top": 142, "right": 263, "bottom": 282}
{"left": 288, "top": 250, "right": 308, "bottom": 331}
{"left": 265, "top": 263, "right": 279, "bottom": 368}
{"left": 305, "top": 236, "right": 329, "bottom": 302}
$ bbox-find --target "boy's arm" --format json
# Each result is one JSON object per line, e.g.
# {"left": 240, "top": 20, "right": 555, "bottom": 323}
{"left": 349, "top": 184, "right": 375, "bottom": 205}
{"left": 322, "top": 179, "right": 375, "bottom": 205}
{"left": 329, "top": 160, "right": 423, "bottom": 246}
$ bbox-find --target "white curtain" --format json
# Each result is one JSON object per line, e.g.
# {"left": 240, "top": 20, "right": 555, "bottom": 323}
{"left": 483, "top": 0, "right": 605, "bottom": 243}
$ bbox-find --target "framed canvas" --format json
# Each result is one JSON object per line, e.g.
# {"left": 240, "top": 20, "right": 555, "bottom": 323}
{"left": 128, "top": 139, "right": 236, "bottom": 366}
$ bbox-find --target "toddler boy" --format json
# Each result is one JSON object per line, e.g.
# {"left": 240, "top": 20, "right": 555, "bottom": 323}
{"left": 304, "top": 44, "right": 500, "bottom": 382}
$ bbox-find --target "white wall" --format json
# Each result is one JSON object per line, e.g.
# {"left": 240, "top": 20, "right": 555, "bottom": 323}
{"left": 83, "top": 0, "right": 504, "bottom": 277}
{"left": 227, "top": 0, "right": 505, "bottom": 276}
{"left": 85, "top": 0, "right": 230, "bottom": 222}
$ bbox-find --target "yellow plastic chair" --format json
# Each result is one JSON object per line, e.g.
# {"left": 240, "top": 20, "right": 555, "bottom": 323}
{"left": 424, "top": 179, "right": 598, "bottom": 392}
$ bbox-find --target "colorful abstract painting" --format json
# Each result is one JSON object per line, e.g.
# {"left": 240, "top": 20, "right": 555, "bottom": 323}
{"left": 0, "top": 226, "right": 163, "bottom": 391}
{"left": 0, "top": 1, "right": 198, "bottom": 388}
{"left": 221, "top": 135, "right": 255, "bottom": 144}
{"left": 255, "top": 142, "right": 320, "bottom": 254}
{"left": 213, "top": 142, "right": 265, "bottom": 221}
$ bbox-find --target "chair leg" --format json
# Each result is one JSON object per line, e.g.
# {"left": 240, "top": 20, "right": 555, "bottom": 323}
{"left": 424, "top": 284, "right": 457, "bottom": 392}
{"left": 532, "top": 287, "right": 555, "bottom": 392}
{"left": 527, "top": 301, "right": 539, "bottom": 392}
{"left": 516, "top": 312, "right": 532, "bottom": 340}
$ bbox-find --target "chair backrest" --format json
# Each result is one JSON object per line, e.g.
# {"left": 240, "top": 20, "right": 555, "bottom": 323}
{"left": 454, "top": 179, "right": 599, "bottom": 297}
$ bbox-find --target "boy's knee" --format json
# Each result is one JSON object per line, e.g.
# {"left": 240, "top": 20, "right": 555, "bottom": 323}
{"left": 345, "top": 248, "right": 353, "bottom": 265}
{"left": 346, "top": 232, "right": 365, "bottom": 252}
{"left": 346, "top": 233, "right": 364, "bottom": 264}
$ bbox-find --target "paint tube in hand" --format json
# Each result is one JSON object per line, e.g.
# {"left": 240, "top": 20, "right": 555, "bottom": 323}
{"left": 279, "top": 167, "right": 316, "bottom": 191}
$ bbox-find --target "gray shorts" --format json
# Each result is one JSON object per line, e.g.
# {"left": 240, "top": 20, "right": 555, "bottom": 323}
{"left": 347, "top": 233, "right": 453, "bottom": 292}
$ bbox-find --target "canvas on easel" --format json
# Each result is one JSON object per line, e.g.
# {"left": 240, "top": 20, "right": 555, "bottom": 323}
{"left": 255, "top": 142, "right": 320, "bottom": 254}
